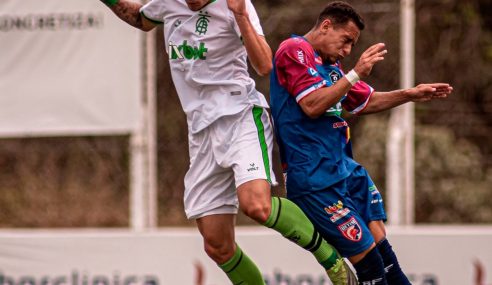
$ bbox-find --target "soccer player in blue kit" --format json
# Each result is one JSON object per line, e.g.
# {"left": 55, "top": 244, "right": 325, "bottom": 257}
{"left": 270, "top": 1, "right": 453, "bottom": 284}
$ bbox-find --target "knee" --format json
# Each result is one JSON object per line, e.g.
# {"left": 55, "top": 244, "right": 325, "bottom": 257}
{"left": 203, "top": 239, "right": 235, "bottom": 264}
{"left": 242, "top": 202, "right": 271, "bottom": 224}
{"left": 237, "top": 180, "right": 272, "bottom": 224}
{"left": 349, "top": 243, "right": 376, "bottom": 265}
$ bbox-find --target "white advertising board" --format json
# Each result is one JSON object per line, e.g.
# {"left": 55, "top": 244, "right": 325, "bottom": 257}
{"left": 0, "top": 226, "right": 491, "bottom": 285}
{"left": 0, "top": 0, "right": 142, "bottom": 137}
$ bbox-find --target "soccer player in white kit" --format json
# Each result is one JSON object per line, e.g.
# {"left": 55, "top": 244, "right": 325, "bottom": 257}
{"left": 100, "top": 0, "right": 357, "bottom": 283}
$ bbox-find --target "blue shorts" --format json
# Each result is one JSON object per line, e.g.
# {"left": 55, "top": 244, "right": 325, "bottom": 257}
{"left": 290, "top": 166, "right": 386, "bottom": 257}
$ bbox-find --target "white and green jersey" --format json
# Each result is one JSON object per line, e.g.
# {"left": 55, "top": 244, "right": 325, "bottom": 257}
{"left": 140, "top": 0, "right": 269, "bottom": 134}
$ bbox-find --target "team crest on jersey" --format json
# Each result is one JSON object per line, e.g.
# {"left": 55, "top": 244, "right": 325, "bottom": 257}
{"left": 338, "top": 217, "right": 362, "bottom": 242}
{"left": 195, "top": 10, "right": 211, "bottom": 35}
{"left": 324, "top": 200, "right": 351, "bottom": 223}
{"left": 329, "top": 70, "right": 341, "bottom": 83}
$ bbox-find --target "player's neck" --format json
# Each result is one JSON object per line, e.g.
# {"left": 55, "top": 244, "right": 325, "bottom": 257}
{"left": 304, "top": 30, "right": 324, "bottom": 61}
{"left": 304, "top": 30, "right": 316, "bottom": 46}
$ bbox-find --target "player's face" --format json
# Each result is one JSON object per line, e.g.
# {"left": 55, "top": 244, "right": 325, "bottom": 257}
{"left": 185, "top": 0, "right": 212, "bottom": 11}
{"left": 318, "top": 20, "right": 360, "bottom": 63}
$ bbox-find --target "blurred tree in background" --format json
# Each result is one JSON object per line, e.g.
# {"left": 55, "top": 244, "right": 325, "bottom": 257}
{"left": 0, "top": 0, "right": 490, "bottom": 227}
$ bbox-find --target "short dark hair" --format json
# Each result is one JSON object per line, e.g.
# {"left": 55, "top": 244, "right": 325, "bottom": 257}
{"left": 316, "top": 1, "right": 365, "bottom": 30}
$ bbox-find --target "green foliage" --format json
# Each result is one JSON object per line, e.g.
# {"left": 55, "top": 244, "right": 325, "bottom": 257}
{"left": 353, "top": 117, "right": 492, "bottom": 223}
{"left": 414, "top": 127, "right": 492, "bottom": 223}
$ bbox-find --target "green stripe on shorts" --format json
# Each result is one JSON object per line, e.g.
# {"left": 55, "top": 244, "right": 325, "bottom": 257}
{"left": 252, "top": 106, "right": 271, "bottom": 184}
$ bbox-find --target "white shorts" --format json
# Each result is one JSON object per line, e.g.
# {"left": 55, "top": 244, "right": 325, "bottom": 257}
{"left": 184, "top": 106, "right": 278, "bottom": 219}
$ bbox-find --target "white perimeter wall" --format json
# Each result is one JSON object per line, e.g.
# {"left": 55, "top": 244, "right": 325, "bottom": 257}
{"left": 0, "top": 0, "right": 142, "bottom": 137}
{"left": 0, "top": 226, "right": 491, "bottom": 285}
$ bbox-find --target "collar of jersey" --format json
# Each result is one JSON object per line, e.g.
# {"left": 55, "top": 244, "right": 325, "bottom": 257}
{"left": 202, "top": 0, "right": 217, "bottom": 9}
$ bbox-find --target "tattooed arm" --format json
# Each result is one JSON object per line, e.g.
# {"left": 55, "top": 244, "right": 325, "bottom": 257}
{"left": 101, "top": 0, "right": 157, "bottom": 31}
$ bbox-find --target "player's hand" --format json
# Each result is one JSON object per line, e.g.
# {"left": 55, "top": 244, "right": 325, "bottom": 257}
{"left": 407, "top": 83, "right": 453, "bottom": 102}
{"left": 227, "top": 0, "right": 247, "bottom": 16}
{"left": 353, "top": 43, "right": 387, "bottom": 78}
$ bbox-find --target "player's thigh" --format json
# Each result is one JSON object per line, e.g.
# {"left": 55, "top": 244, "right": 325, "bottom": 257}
{"left": 237, "top": 179, "right": 271, "bottom": 213}
{"left": 196, "top": 214, "right": 236, "bottom": 249}
{"left": 348, "top": 220, "right": 386, "bottom": 263}
{"left": 184, "top": 129, "right": 238, "bottom": 220}
{"left": 347, "top": 166, "right": 387, "bottom": 224}
{"left": 227, "top": 106, "right": 277, "bottom": 187}
{"left": 290, "top": 183, "right": 375, "bottom": 258}
{"left": 196, "top": 214, "right": 236, "bottom": 263}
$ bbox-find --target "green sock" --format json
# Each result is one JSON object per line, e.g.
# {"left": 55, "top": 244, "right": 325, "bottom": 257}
{"left": 264, "top": 197, "right": 339, "bottom": 269}
{"left": 219, "top": 244, "right": 266, "bottom": 285}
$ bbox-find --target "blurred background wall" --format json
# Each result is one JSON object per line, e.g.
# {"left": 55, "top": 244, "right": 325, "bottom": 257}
{"left": 0, "top": 0, "right": 490, "bottom": 227}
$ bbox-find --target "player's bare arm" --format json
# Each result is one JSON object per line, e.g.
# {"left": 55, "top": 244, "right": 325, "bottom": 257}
{"left": 352, "top": 43, "right": 387, "bottom": 78}
{"left": 101, "top": 0, "right": 156, "bottom": 31}
{"left": 359, "top": 83, "right": 453, "bottom": 115}
{"left": 227, "top": 0, "right": 272, "bottom": 76}
{"left": 299, "top": 43, "right": 386, "bottom": 118}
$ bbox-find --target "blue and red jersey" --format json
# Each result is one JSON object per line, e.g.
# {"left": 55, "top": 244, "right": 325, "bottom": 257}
{"left": 270, "top": 36, "right": 374, "bottom": 199}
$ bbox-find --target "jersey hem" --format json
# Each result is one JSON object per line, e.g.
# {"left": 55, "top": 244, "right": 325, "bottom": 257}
{"left": 186, "top": 203, "right": 238, "bottom": 220}
{"left": 285, "top": 172, "right": 352, "bottom": 200}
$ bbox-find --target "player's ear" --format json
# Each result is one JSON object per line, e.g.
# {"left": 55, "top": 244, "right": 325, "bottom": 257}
{"left": 319, "top": 19, "right": 332, "bottom": 34}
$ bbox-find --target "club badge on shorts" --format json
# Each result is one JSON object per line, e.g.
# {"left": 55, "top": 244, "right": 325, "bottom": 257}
{"left": 338, "top": 217, "right": 362, "bottom": 242}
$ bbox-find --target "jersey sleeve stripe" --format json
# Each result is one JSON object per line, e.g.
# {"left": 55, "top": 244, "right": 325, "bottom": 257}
{"left": 140, "top": 11, "right": 164, "bottom": 24}
{"left": 349, "top": 86, "right": 374, "bottom": 114}
{"left": 295, "top": 80, "right": 327, "bottom": 103}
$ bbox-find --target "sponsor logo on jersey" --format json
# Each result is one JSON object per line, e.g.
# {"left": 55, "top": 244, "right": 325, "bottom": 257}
{"left": 371, "top": 198, "right": 383, "bottom": 204}
{"left": 174, "top": 19, "right": 182, "bottom": 27}
{"left": 369, "top": 185, "right": 380, "bottom": 195}
{"left": 324, "top": 200, "right": 343, "bottom": 214}
{"left": 324, "top": 200, "right": 351, "bottom": 223}
{"left": 369, "top": 185, "right": 383, "bottom": 204}
{"left": 168, "top": 40, "right": 208, "bottom": 60}
{"left": 308, "top": 67, "right": 319, "bottom": 77}
{"left": 329, "top": 70, "right": 341, "bottom": 83}
{"left": 195, "top": 10, "right": 211, "bottom": 35}
{"left": 297, "top": 49, "right": 305, "bottom": 63}
{"left": 338, "top": 217, "right": 362, "bottom": 242}
{"left": 332, "top": 121, "right": 348, "bottom": 129}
